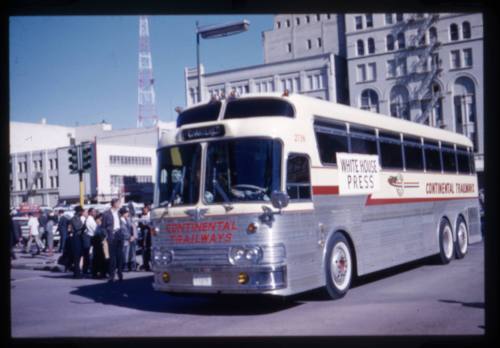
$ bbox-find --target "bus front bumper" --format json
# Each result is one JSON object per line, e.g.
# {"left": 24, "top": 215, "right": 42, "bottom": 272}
{"left": 152, "top": 265, "right": 287, "bottom": 294}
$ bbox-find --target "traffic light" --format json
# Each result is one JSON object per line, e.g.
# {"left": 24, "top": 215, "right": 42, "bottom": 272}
{"left": 68, "top": 147, "right": 79, "bottom": 173}
{"left": 82, "top": 144, "right": 92, "bottom": 171}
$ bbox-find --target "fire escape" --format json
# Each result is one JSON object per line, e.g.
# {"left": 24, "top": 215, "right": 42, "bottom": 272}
{"left": 391, "top": 14, "right": 443, "bottom": 127}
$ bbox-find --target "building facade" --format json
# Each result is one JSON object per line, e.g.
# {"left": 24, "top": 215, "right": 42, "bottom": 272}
{"left": 345, "top": 13, "right": 483, "bottom": 180}
{"left": 185, "top": 14, "right": 349, "bottom": 106}
{"left": 10, "top": 120, "right": 176, "bottom": 207}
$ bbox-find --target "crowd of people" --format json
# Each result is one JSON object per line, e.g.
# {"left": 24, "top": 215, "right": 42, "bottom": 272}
{"left": 10, "top": 198, "right": 153, "bottom": 283}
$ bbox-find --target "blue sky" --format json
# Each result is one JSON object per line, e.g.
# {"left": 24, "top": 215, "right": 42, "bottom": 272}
{"left": 9, "top": 15, "right": 273, "bottom": 128}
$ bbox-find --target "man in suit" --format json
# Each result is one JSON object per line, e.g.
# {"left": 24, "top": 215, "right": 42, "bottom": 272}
{"left": 103, "top": 198, "right": 123, "bottom": 282}
{"left": 10, "top": 214, "right": 21, "bottom": 260}
{"left": 69, "top": 205, "right": 85, "bottom": 278}
{"left": 57, "top": 209, "right": 69, "bottom": 253}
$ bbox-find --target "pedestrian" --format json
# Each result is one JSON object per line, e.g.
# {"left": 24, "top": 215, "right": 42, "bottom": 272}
{"left": 91, "top": 213, "right": 108, "bottom": 278}
{"left": 57, "top": 209, "right": 69, "bottom": 253}
{"left": 120, "top": 207, "right": 133, "bottom": 272}
{"left": 81, "top": 208, "right": 95, "bottom": 276}
{"left": 38, "top": 211, "right": 48, "bottom": 251}
{"left": 69, "top": 206, "right": 86, "bottom": 278}
{"left": 10, "top": 214, "right": 21, "bottom": 260}
{"left": 45, "top": 212, "right": 56, "bottom": 256}
{"left": 26, "top": 212, "right": 44, "bottom": 255}
{"left": 138, "top": 205, "right": 152, "bottom": 271}
{"left": 103, "top": 198, "right": 124, "bottom": 283}
{"left": 125, "top": 210, "right": 138, "bottom": 272}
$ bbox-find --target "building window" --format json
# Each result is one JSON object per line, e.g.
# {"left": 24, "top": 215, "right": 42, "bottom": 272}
{"left": 306, "top": 15, "right": 310, "bottom": 23}
{"left": 307, "top": 39, "right": 312, "bottom": 50}
{"left": 18, "top": 179, "right": 23, "bottom": 190}
{"left": 296, "top": 17, "right": 300, "bottom": 25}
{"left": 316, "top": 14, "right": 321, "bottom": 21}
{"left": 396, "top": 13, "right": 403, "bottom": 22}
{"left": 397, "top": 58, "right": 407, "bottom": 76}
{"left": 387, "top": 60, "right": 396, "bottom": 78}
{"left": 55, "top": 176, "right": 59, "bottom": 187}
{"left": 360, "top": 89, "right": 380, "bottom": 112}
{"left": 385, "top": 13, "right": 393, "bottom": 25}
{"left": 50, "top": 176, "right": 54, "bottom": 188}
{"left": 386, "top": 34, "right": 395, "bottom": 51}
{"left": 327, "top": 14, "right": 331, "bottom": 20}
{"left": 390, "top": 85, "right": 410, "bottom": 120}
{"left": 397, "top": 32, "right": 405, "bottom": 49}
{"left": 355, "top": 16, "right": 363, "bottom": 30}
{"left": 367, "top": 62, "right": 377, "bottom": 81}
{"left": 428, "top": 26, "right": 438, "bottom": 44}
{"left": 454, "top": 76, "right": 478, "bottom": 149}
{"left": 287, "top": 42, "right": 292, "bottom": 53}
{"left": 316, "top": 74, "right": 324, "bottom": 89}
{"left": 286, "top": 19, "right": 291, "bottom": 27}
{"left": 18, "top": 162, "right": 22, "bottom": 173}
{"left": 366, "top": 14, "right": 373, "bottom": 28}
{"left": 357, "top": 64, "right": 367, "bottom": 82}
{"left": 317, "top": 37, "right": 322, "bottom": 47}
{"left": 276, "top": 21, "right": 281, "bottom": 29}
{"left": 357, "top": 39, "right": 365, "bottom": 56}
{"left": 462, "top": 21, "right": 471, "bottom": 39}
{"left": 463, "top": 48, "right": 473, "bottom": 67}
{"left": 367, "top": 38, "right": 375, "bottom": 54}
{"left": 450, "top": 23, "right": 459, "bottom": 41}
{"left": 450, "top": 50, "right": 461, "bottom": 69}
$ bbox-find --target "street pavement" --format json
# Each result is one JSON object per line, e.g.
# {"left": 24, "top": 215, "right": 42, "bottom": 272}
{"left": 10, "top": 242, "right": 484, "bottom": 337}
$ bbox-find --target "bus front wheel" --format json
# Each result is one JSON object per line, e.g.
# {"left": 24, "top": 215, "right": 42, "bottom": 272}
{"left": 325, "top": 233, "right": 353, "bottom": 300}
{"left": 438, "top": 219, "right": 454, "bottom": 264}
{"left": 454, "top": 217, "right": 469, "bottom": 259}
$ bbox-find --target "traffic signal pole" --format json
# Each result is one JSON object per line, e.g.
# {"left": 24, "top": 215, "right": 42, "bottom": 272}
{"left": 79, "top": 171, "right": 84, "bottom": 207}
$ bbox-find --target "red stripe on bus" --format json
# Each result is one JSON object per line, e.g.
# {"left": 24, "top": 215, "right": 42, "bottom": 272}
{"left": 365, "top": 195, "right": 479, "bottom": 206}
{"left": 312, "top": 186, "right": 339, "bottom": 195}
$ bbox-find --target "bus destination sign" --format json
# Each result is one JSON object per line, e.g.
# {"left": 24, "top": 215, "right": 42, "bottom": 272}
{"left": 182, "top": 124, "right": 225, "bottom": 140}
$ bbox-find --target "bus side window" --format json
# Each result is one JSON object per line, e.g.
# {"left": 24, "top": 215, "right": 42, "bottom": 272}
{"left": 468, "top": 149, "right": 476, "bottom": 174}
{"left": 286, "top": 154, "right": 311, "bottom": 200}
{"left": 314, "top": 120, "right": 348, "bottom": 165}
{"left": 403, "top": 135, "right": 424, "bottom": 171}
{"left": 441, "top": 142, "right": 457, "bottom": 173}
{"left": 456, "top": 146, "right": 471, "bottom": 174}
{"left": 423, "top": 140, "right": 442, "bottom": 172}
{"left": 378, "top": 131, "right": 404, "bottom": 169}
{"left": 349, "top": 125, "right": 378, "bottom": 155}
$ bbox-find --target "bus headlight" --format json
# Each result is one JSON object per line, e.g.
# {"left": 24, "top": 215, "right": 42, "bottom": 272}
{"left": 153, "top": 248, "right": 172, "bottom": 265}
{"left": 228, "top": 246, "right": 263, "bottom": 265}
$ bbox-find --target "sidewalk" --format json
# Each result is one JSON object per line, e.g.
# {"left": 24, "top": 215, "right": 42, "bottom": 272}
{"left": 10, "top": 247, "right": 62, "bottom": 272}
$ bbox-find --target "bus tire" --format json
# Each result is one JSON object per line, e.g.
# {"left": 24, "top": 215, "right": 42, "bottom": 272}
{"left": 438, "top": 218, "right": 454, "bottom": 264}
{"left": 454, "top": 216, "right": 469, "bottom": 259}
{"left": 324, "top": 233, "right": 353, "bottom": 300}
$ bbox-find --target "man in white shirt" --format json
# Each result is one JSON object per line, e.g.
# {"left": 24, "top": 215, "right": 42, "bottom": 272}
{"left": 26, "top": 212, "right": 44, "bottom": 255}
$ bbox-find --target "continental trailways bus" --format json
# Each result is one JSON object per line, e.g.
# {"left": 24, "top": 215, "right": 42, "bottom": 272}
{"left": 150, "top": 93, "right": 481, "bottom": 299}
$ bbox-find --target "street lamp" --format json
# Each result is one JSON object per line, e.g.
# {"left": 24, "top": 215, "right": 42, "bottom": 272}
{"left": 196, "top": 19, "right": 250, "bottom": 103}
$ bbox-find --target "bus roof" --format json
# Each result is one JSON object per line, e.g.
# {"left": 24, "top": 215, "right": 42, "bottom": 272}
{"left": 168, "top": 93, "right": 473, "bottom": 148}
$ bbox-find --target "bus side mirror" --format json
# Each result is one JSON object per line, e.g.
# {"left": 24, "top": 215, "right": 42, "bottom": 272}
{"left": 271, "top": 191, "right": 289, "bottom": 211}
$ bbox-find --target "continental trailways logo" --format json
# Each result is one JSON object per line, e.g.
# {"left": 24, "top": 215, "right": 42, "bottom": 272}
{"left": 387, "top": 174, "right": 420, "bottom": 197}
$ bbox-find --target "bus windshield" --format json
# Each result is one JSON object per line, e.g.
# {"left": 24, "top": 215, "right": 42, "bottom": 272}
{"left": 204, "top": 138, "right": 282, "bottom": 203}
{"left": 156, "top": 143, "right": 201, "bottom": 207}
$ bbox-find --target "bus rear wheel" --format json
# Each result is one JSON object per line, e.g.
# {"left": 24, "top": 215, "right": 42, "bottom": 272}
{"left": 454, "top": 217, "right": 469, "bottom": 259}
{"left": 438, "top": 219, "right": 454, "bottom": 264}
{"left": 325, "top": 233, "right": 353, "bottom": 300}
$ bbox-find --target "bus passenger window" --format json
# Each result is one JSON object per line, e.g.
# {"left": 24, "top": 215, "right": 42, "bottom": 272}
{"left": 456, "top": 146, "right": 471, "bottom": 174}
{"left": 403, "top": 135, "right": 424, "bottom": 171}
{"left": 441, "top": 143, "right": 457, "bottom": 173}
{"left": 286, "top": 154, "right": 311, "bottom": 200}
{"left": 424, "top": 140, "right": 442, "bottom": 172}
{"left": 468, "top": 150, "right": 476, "bottom": 174}
{"left": 349, "top": 126, "right": 378, "bottom": 155}
{"left": 314, "top": 120, "right": 348, "bottom": 165}
{"left": 379, "top": 131, "right": 403, "bottom": 169}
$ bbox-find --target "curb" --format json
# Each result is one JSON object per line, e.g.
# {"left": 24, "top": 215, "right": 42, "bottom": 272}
{"left": 11, "top": 261, "right": 63, "bottom": 272}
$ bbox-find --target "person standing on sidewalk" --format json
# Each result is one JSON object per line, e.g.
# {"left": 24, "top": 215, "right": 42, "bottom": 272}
{"left": 45, "top": 212, "right": 56, "bottom": 256}
{"left": 10, "top": 214, "right": 21, "bottom": 260}
{"left": 26, "top": 211, "right": 44, "bottom": 255}
{"left": 70, "top": 206, "right": 85, "bottom": 278}
{"left": 103, "top": 198, "right": 123, "bottom": 282}
{"left": 57, "top": 210, "right": 69, "bottom": 253}
{"left": 138, "top": 205, "right": 152, "bottom": 271}
{"left": 91, "top": 213, "right": 107, "bottom": 278}
{"left": 83, "top": 208, "right": 97, "bottom": 276}
{"left": 120, "top": 207, "right": 133, "bottom": 273}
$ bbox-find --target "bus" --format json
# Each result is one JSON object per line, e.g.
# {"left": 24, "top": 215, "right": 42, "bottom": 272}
{"left": 150, "top": 93, "right": 481, "bottom": 299}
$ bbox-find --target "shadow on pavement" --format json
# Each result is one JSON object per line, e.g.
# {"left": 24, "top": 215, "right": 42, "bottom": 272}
{"left": 46, "top": 274, "right": 301, "bottom": 315}
{"left": 297, "top": 255, "right": 437, "bottom": 302}
{"left": 438, "top": 299, "right": 484, "bottom": 309}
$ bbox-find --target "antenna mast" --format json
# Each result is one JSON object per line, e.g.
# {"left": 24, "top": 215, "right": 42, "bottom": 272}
{"left": 137, "top": 16, "right": 159, "bottom": 128}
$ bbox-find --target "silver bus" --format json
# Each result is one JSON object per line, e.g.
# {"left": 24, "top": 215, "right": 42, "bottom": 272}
{"left": 150, "top": 93, "right": 481, "bottom": 299}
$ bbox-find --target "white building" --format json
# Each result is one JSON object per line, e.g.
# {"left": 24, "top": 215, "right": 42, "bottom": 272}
{"left": 10, "top": 119, "right": 176, "bottom": 207}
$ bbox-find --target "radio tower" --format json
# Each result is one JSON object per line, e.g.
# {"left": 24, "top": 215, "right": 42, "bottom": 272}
{"left": 137, "top": 16, "right": 158, "bottom": 128}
